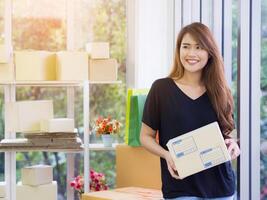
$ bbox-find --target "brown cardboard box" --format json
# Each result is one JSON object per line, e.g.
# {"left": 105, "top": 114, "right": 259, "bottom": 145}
{"left": 5, "top": 100, "right": 53, "bottom": 133}
{"left": 15, "top": 51, "right": 56, "bottom": 81}
{"left": 167, "top": 122, "right": 231, "bottom": 179}
{"left": 82, "top": 187, "right": 163, "bottom": 200}
{"left": 56, "top": 51, "right": 88, "bottom": 81}
{"left": 17, "top": 181, "right": 57, "bottom": 200}
{"left": 89, "top": 59, "right": 117, "bottom": 81}
{"left": 21, "top": 165, "right": 53, "bottom": 186}
{"left": 116, "top": 145, "right": 161, "bottom": 189}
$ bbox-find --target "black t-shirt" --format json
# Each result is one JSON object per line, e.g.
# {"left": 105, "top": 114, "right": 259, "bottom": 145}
{"left": 142, "top": 78, "right": 235, "bottom": 199}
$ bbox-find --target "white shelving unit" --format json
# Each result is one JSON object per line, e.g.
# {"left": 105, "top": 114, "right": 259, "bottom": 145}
{"left": 0, "top": 80, "right": 121, "bottom": 200}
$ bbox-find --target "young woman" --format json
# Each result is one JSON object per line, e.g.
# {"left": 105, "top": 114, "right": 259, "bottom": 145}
{"left": 140, "top": 22, "right": 240, "bottom": 200}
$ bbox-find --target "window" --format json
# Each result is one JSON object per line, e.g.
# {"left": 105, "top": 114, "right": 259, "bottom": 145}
{"left": 260, "top": 0, "right": 267, "bottom": 199}
{"left": 0, "top": 0, "right": 126, "bottom": 199}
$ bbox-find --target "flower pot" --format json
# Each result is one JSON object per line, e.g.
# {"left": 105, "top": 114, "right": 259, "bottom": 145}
{"left": 101, "top": 134, "right": 113, "bottom": 147}
{"left": 78, "top": 193, "right": 82, "bottom": 200}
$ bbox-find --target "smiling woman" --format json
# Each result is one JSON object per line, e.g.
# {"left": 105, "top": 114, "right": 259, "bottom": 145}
{"left": 140, "top": 22, "right": 240, "bottom": 200}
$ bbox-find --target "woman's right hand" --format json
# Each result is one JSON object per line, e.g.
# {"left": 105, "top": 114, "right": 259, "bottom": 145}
{"left": 164, "top": 151, "right": 181, "bottom": 179}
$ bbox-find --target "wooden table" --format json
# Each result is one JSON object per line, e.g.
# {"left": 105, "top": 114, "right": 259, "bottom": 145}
{"left": 82, "top": 187, "right": 163, "bottom": 200}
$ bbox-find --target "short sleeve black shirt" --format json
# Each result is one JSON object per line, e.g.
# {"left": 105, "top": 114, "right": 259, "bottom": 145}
{"left": 142, "top": 78, "right": 235, "bottom": 199}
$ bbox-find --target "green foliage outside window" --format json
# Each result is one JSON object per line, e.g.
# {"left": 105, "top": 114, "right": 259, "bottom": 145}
{"left": 0, "top": 0, "right": 126, "bottom": 199}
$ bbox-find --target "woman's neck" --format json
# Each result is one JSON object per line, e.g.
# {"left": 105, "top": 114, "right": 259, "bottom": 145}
{"left": 178, "top": 71, "right": 204, "bottom": 87}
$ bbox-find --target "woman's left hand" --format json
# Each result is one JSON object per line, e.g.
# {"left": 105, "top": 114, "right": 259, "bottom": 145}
{"left": 225, "top": 138, "right": 240, "bottom": 160}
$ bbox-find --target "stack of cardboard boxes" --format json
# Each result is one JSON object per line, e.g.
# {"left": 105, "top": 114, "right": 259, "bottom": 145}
{"left": 17, "top": 165, "right": 57, "bottom": 200}
{"left": 88, "top": 42, "right": 117, "bottom": 81}
{"left": 0, "top": 100, "right": 82, "bottom": 150}
{"left": 0, "top": 42, "right": 118, "bottom": 82}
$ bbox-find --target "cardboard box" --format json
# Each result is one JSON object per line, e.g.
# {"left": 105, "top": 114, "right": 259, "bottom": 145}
{"left": 40, "top": 118, "right": 74, "bottom": 132}
{"left": 87, "top": 42, "right": 110, "bottom": 59}
{"left": 166, "top": 122, "right": 231, "bottom": 179}
{"left": 89, "top": 59, "right": 117, "bottom": 81}
{"left": 0, "top": 182, "right": 6, "bottom": 198}
{"left": 5, "top": 100, "right": 54, "bottom": 133}
{"left": 21, "top": 165, "right": 53, "bottom": 186}
{"left": 0, "top": 44, "right": 9, "bottom": 63}
{"left": 116, "top": 145, "right": 161, "bottom": 189}
{"left": 82, "top": 187, "right": 162, "bottom": 200}
{"left": 56, "top": 51, "right": 88, "bottom": 80}
{"left": 15, "top": 51, "right": 56, "bottom": 81}
{"left": 0, "top": 61, "right": 14, "bottom": 81}
{"left": 17, "top": 181, "right": 57, "bottom": 200}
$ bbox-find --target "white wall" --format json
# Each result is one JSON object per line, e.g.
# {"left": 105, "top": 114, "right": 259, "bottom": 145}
{"left": 126, "top": 0, "right": 174, "bottom": 88}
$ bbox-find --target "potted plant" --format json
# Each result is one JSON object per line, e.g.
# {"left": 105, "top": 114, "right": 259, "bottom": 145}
{"left": 70, "top": 169, "right": 108, "bottom": 199}
{"left": 94, "top": 116, "right": 122, "bottom": 147}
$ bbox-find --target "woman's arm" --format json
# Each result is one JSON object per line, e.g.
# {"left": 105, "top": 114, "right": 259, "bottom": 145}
{"left": 140, "top": 122, "right": 180, "bottom": 179}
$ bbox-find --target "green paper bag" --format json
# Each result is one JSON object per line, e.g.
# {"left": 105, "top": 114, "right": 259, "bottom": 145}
{"left": 125, "top": 89, "right": 148, "bottom": 146}
{"left": 127, "top": 95, "right": 147, "bottom": 146}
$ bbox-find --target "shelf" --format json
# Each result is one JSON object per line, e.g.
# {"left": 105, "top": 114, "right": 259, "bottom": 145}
{"left": 0, "top": 146, "right": 83, "bottom": 153}
{"left": 0, "top": 80, "right": 122, "bottom": 87}
{"left": 0, "top": 143, "right": 121, "bottom": 152}
{"left": 89, "top": 143, "right": 119, "bottom": 151}
{"left": 89, "top": 80, "right": 122, "bottom": 84}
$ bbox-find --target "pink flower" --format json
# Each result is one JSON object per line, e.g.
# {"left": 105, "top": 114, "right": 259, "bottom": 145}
{"left": 70, "top": 181, "right": 76, "bottom": 187}
{"left": 70, "top": 169, "right": 108, "bottom": 194}
{"left": 75, "top": 183, "right": 81, "bottom": 190}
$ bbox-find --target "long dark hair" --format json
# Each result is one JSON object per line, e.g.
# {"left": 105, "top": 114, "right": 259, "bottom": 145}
{"left": 168, "top": 22, "right": 234, "bottom": 135}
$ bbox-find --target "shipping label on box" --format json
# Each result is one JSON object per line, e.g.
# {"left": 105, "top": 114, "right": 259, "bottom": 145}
{"left": 89, "top": 59, "right": 117, "bottom": 81}
{"left": 40, "top": 118, "right": 74, "bottom": 133}
{"left": 56, "top": 51, "right": 88, "bottom": 81}
{"left": 87, "top": 42, "right": 110, "bottom": 59}
{"left": 15, "top": 51, "right": 56, "bottom": 81}
{"left": 17, "top": 181, "right": 57, "bottom": 200}
{"left": 5, "top": 100, "right": 54, "bottom": 133}
{"left": 0, "top": 182, "right": 6, "bottom": 198}
{"left": 21, "top": 165, "right": 53, "bottom": 186}
{"left": 166, "top": 122, "right": 231, "bottom": 179}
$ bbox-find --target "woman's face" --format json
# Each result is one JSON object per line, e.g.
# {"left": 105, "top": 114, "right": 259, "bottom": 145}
{"left": 179, "top": 33, "right": 209, "bottom": 74}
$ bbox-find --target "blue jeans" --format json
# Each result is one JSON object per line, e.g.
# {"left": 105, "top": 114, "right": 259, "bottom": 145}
{"left": 165, "top": 195, "right": 234, "bottom": 200}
